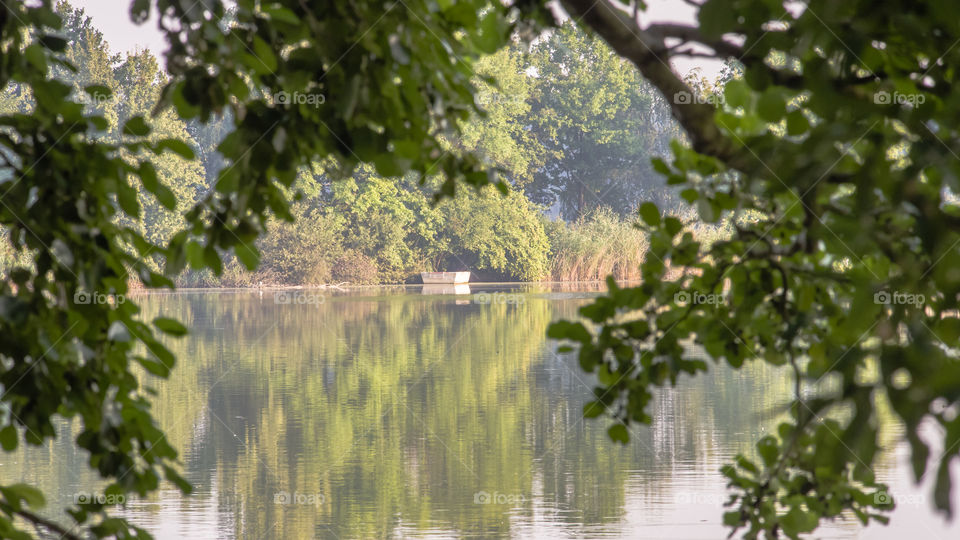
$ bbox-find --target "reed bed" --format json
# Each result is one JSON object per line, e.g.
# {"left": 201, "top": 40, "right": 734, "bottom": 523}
{"left": 547, "top": 207, "right": 648, "bottom": 281}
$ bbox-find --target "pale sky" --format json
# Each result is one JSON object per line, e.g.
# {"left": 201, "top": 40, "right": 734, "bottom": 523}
{"left": 71, "top": 0, "right": 723, "bottom": 79}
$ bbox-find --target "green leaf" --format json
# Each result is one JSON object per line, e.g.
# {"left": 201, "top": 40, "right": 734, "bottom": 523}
{"left": 137, "top": 356, "right": 171, "bottom": 377}
{"left": 583, "top": 401, "right": 606, "bottom": 418}
{"left": 204, "top": 245, "right": 223, "bottom": 275}
{"left": 164, "top": 464, "right": 193, "bottom": 494}
{"left": 736, "top": 455, "right": 758, "bottom": 474}
{"left": 723, "top": 511, "right": 742, "bottom": 527}
{"left": 251, "top": 36, "right": 278, "bottom": 73}
{"left": 38, "top": 34, "right": 67, "bottom": 51}
{"left": 651, "top": 157, "right": 671, "bottom": 176}
{"left": 699, "top": 0, "right": 737, "bottom": 40}
{"left": 123, "top": 116, "right": 151, "bottom": 137}
{"left": 154, "top": 317, "right": 188, "bottom": 337}
{"left": 24, "top": 44, "right": 47, "bottom": 72}
{"left": 155, "top": 138, "right": 196, "bottom": 159}
{"left": 262, "top": 6, "right": 300, "bottom": 25}
{"left": 145, "top": 340, "right": 176, "bottom": 371}
{"left": 153, "top": 182, "right": 177, "bottom": 211}
{"left": 474, "top": 11, "right": 504, "bottom": 53}
{"left": 2, "top": 484, "right": 45, "bottom": 509}
{"left": 608, "top": 423, "right": 629, "bottom": 444}
{"left": 757, "top": 88, "right": 786, "bottom": 122}
{"left": 724, "top": 79, "right": 752, "bottom": 109}
{"left": 83, "top": 84, "right": 111, "bottom": 101}
{"left": 697, "top": 198, "right": 718, "bottom": 222}
{"left": 116, "top": 184, "right": 140, "bottom": 218}
{"left": 0, "top": 425, "right": 17, "bottom": 451}
{"left": 664, "top": 216, "right": 683, "bottom": 237}
{"left": 130, "top": 0, "right": 150, "bottom": 23}
{"left": 235, "top": 242, "right": 260, "bottom": 270}
{"left": 639, "top": 202, "right": 660, "bottom": 226}
{"left": 757, "top": 435, "right": 779, "bottom": 466}
{"left": 934, "top": 460, "right": 953, "bottom": 513}
{"left": 171, "top": 83, "right": 200, "bottom": 119}
{"left": 786, "top": 110, "right": 809, "bottom": 135}
{"left": 782, "top": 507, "right": 819, "bottom": 534}
{"left": 547, "top": 320, "right": 591, "bottom": 343}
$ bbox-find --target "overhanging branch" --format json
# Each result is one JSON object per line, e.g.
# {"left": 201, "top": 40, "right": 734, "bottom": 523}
{"left": 559, "top": 0, "right": 753, "bottom": 171}
{"left": 646, "top": 23, "right": 742, "bottom": 57}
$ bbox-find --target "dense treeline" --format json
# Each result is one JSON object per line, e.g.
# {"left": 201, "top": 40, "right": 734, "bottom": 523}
{"left": 0, "top": 2, "right": 682, "bottom": 284}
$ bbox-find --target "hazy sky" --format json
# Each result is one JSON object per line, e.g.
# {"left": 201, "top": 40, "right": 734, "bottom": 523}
{"left": 71, "top": 0, "right": 722, "bottom": 78}
{"left": 72, "top": 0, "right": 167, "bottom": 55}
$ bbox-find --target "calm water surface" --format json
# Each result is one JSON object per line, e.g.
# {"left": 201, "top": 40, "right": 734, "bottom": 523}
{"left": 4, "top": 285, "right": 959, "bottom": 538}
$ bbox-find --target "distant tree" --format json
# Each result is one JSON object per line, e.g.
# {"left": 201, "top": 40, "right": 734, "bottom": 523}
{"left": 437, "top": 185, "right": 551, "bottom": 281}
{"left": 54, "top": 1, "right": 120, "bottom": 127}
{"left": 523, "top": 25, "right": 673, "bottom": 220}
{"left": 459, "top": 44, "right": 545, "bottom": 188}
{"left": 114, "top": 50, "right": 206, "bottom": 247}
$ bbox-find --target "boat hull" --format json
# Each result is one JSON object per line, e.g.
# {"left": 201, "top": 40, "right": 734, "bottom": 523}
{"left": 420, "top": 271, "right": 470, "bottom": 284}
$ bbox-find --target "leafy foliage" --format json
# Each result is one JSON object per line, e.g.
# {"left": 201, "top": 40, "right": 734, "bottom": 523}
{"left": 3, "top": 0, "right": 956, "bottom": 537}
{"left": 549, "top": 0, "right": 960, "bottom": 536}
{"left": 0, "top": 0, "right": 558, "bottom": 536}
{"left": 0, "top": 2, "right": 197, "bottom": 537}
{"left": 524, "top": 25, "right": 678, "bottom": 220}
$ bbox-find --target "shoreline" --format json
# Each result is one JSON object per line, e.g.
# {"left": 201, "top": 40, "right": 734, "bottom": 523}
{"left": 124, "top": 280, "right": 639, "bottom": 296}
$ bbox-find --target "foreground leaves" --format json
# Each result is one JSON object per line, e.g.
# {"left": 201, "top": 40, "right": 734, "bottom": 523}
{"left": 0, "top": 0, "right": 557, "bottom": 536}
{"left": 551, "top": 0, "right": 960, "bottom": 536}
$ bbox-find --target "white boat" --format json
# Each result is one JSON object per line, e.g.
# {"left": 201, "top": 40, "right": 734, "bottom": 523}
{"left": 420, "top": 271, "right": 470, "bottom": 284}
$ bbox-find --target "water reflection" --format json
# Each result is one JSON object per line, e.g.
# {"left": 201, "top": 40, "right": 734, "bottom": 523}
{"left": 2, "top": 285, "right": 958, "bottom": 538}
{"left": 421, "top": 284, "right": 471, "bottom": 295}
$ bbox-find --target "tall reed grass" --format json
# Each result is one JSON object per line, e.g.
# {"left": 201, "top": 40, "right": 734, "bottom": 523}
{"left": 546, "top": 207, "right": 648, "bottom": 281}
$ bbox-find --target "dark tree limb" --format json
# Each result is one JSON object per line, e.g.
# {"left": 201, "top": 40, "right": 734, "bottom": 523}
{"left": 559, "top": 0, "right": 754, "bottom": 171}
{"left": 7, "top": 507, "right": 82, "bottom": 540}
{"left": 645, "top": 23, "right": 742, "bottom": 57}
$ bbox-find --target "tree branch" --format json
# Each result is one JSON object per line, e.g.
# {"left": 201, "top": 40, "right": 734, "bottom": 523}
{"left": 646, "top": 23, "right": 742, "bottom": 57}
{"left": 8, "top": 507, "right": 81, "bottom": 540}
{"left": 559, "top": 0, "right": 752, "bottom": 171}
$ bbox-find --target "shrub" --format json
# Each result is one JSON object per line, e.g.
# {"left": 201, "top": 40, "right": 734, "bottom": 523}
{"left": 256, "top": 204, "right": 339, "bottom": 285}
{"left": 438, "top": 186, "right": 551, "bottom": 281}
{"left": 332, "top": 249, "right": 379, "bottom": 284}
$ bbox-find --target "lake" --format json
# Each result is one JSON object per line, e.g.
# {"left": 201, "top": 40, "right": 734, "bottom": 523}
{"left": 3, "top": 285, "right": 958, "bottom": 538}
